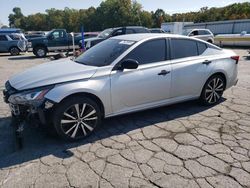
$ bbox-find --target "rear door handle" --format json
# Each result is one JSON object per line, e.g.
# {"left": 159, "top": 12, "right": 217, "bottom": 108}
{"left": 158, "top": 70, "right": 170, "bottom": 76}
{"left": 202, "top": 60, "right": 212, "bottom": 65}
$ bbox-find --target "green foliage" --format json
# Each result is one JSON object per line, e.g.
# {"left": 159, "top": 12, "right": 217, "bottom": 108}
{"left": 8, "top": 1, "right": 250, "bottom": 32}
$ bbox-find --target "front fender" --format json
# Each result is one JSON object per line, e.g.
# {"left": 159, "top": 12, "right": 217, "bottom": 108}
{"left": 45, "top": 78, "right": 112, "bottom": 116}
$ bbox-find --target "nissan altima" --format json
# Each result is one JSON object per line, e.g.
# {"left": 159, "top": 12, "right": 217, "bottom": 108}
{"left": 3, "top": 34, "right": 239, "bottom": 141}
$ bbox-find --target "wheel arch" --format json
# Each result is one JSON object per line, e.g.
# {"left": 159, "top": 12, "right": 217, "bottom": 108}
{"left": 54, "top": 92, "right": 105, "bottom": 118}
{"left": 209, "top": 72, "right": 227, "bottom": 85}
{"left": 200, "top": 72, "right": 227, "bottom": 96}
{"left": 33, "top": 44, "right": 48, "bottom": 52}
{"left": 8, "top": 45, "right": 20, "bottom": 52}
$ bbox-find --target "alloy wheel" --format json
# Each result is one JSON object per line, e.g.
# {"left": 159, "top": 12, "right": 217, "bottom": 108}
{"left": 60, "top": 103, "right": 98, "bottom": 139}
{"left": 205, "top": 77, "right": 224, "bottom": 104}
{"left": 37, "top": 49, "right": 45, "bottom": 57}
{"left": 10, "top": 47, "right": 20, "bottom": 56}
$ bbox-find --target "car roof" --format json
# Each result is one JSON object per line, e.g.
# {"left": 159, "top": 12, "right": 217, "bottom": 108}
{"left": 112, "top": 33, "right": 189, "bottom": 42}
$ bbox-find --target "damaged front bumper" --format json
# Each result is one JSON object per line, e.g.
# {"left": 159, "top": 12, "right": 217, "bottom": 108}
{"left": 3, "top": 81, "right": 55, "bottom": 125}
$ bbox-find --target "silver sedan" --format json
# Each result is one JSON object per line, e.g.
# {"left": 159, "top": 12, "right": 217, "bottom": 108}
{"left": 4, "top": 34, "right": 239, "bottom": 140}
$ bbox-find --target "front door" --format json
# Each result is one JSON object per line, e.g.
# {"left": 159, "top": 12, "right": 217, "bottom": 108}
{"left": 48, "top": 30, "right": 68, "bottom": 51}
{"left": 110, "top": 38, "right": 172, "bottom": 114}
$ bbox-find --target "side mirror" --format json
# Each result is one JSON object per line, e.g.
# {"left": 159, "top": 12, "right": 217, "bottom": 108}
{"left": 48, "top": 35, "right": 54, "bottom": 40}
{"left": 118, "top": 59, "right": 139, "bottom": 70}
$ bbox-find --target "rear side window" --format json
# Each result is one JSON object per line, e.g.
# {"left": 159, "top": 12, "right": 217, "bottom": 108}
{"left": 0, "top": 35, "right": 8, "bottom": 41}
{"left": 126, "top": 29, "right": 134, "bottom": 34}
{"left": 125, "top": 39, "right": 166, "bottom": 65}
{"left": 171, "top": 39, "right": 198, "bottom": 59}
{"left": 134, "top": 28, "right": 149, "bottom": 33}
{"left": 197, "top": 42, "right": 207, "bottom": 55}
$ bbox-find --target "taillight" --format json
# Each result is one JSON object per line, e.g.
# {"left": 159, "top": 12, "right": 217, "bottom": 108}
{"left": 231, "top": 56, "right": 240, "bottom": 64}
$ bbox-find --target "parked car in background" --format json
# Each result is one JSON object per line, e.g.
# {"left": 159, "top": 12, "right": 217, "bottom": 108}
{"left": 28, "top": 29, "right": 82, "bottom": 58}
{"left": 214, "top": 31, "right": 250, "bottom": 47}
{"left": 149, "top": 28, "right": 165, "bottom": 33}
{"left": 25, "top": 34, "right": 45, "bottom": 40}
{"left": 183, "top": 29, "right": 214, "bottom": 43}
{"left": 25, "top": 32, "right": 46, "bottom": 40}
{"left": 0, "top": 28, "right": 22, "bottom": 34}
{"left": 3, "top": 33, "right": 238, "bottom": 141}
{"left": 0, "top": 33, "right": 28, "bottom": 55}
{"left": 75, "top": 32, "right": 99, "bottom": 40}
{"left": 79, "top": 26, "right": 150, "bottom": 49}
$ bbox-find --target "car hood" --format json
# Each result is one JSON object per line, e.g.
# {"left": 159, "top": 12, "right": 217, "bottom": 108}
{"left": 9, "top": 58, "right": 97, "bottom": 91}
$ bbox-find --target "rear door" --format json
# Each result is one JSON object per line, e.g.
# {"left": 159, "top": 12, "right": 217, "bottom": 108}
{"left": 170, "top": 38, "right": 214, "bottom": 98}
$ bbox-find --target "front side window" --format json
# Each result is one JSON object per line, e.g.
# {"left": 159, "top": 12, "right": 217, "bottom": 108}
{"left": 75, "top": 39, "right": 135, "bottom": 67}
{"left": 171, "top": 39, "right": 198, "bottom": 59}
{"left": 51, "top": 31, "right": 64, "bottom": 39}
{"left": 190, "top": 30, "right": 198, "bottom": 36}
{"left": 125, "top": 39, "right": 166, "bottom": 65}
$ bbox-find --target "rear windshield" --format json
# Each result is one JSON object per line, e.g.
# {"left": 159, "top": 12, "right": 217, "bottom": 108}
{"left": 75, "top": 39, "right": 135, "bottom": 67}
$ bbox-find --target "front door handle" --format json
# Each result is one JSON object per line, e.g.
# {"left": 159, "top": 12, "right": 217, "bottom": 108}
{"left": 158, "top": 70, "right": 170, "bottom": 76}
{"left": 202, "top": 60, "right": 212, "bottom": 65}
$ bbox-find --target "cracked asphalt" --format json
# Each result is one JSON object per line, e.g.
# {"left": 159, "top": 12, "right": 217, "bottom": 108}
{"left": 0, "top": 50, "right": 250, "bottom": 188}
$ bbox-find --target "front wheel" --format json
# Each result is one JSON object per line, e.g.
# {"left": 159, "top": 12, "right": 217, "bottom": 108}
{"left": 34, "top": 46, "right": 47, "bottom": 58}
{"left": 53, "top": 96, "right": 101, "bottom": 141}
{"left": 200, "top": 75, "right": 225, "bottom": 106}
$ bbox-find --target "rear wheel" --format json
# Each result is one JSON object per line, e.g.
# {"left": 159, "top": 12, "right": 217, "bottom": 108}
{"left": 34, "top": 46, "right": 47, "bottom": 58}
{"left": 53, "top": 96, "right": 101, "bottom": 141}
{"left": 200, "top": 75, "right": 225, "bottom": 105}
{"left": 9, "top": 47, "right": 20, "bottom": 56}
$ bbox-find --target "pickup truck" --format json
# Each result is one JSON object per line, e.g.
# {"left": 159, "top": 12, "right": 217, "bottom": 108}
{"left": 28, "top": 29, "right": 82, "bottom": 58}
{"left": 80, "top": 26, "right": 150, "bottom": 49}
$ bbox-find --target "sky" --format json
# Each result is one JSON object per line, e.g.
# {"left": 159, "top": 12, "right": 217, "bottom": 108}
{"left": 0, "top": 0, "right": 248, "bottom": 25}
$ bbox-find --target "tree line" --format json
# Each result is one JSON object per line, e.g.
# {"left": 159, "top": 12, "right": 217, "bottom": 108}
{"left": 8, "top": 0, "right": 250, "bottom": 32}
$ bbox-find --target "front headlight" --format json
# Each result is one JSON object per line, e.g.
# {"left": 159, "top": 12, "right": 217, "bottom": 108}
{"left": 8, "top": 86, "right": 53, "bottom": 106}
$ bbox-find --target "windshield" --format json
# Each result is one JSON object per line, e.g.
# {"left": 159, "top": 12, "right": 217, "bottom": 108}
{"left": 45, "top": 30, "right": 53, "bottom": 37}
{"left": 75, "top": 39, "right": 135, "bottom": 67}
{"left": 97, "top": 28, "right": 114, "bottom": 38}
{"left": 182, "top": 29, "right": 192, "bottom": 36}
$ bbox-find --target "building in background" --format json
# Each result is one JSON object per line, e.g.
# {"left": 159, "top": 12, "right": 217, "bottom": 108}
{"left": 184, "top": 19, "right": 250, "bottom": 35}
{"left": 161, "top": 22, "right": 193, "bottom": 34}
{"left": 161, "top": 19, "right": 250, "bottom": 36}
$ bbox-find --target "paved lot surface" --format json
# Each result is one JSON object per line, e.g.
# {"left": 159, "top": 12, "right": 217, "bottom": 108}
{"left": 0, "top": 50, "right": 250, "bottom": 188}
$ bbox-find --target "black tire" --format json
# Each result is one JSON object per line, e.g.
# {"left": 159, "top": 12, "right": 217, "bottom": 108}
{"left": 52, "top": 96, "right": 101, "bottom": 141}
{"left": 34, "top": 46, "right": 47, "bottom": 58}
{"left": 200, "top": 75, "right": 226, "bottom": 106}
{"left": 9, "top": 47, "right": 20, "bottom": 56}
